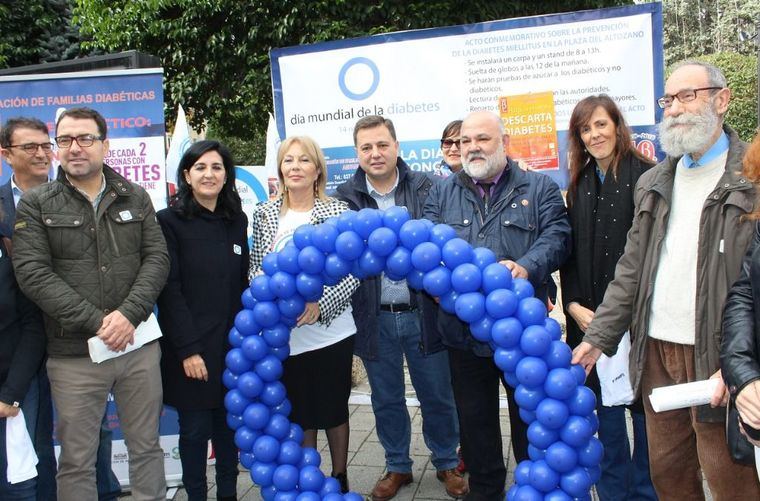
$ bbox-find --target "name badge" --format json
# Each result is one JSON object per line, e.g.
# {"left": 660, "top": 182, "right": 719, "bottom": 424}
{"left": 119, "top": 210, "right": 133, "bottom": 221}
{"left": 233, "top": 244, "right": 242, "bottom": 255}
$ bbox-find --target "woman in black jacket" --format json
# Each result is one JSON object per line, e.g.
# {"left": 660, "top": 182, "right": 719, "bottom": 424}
{"left": 157, "top": 141, "right": 248, "bottom": 501}
{"left": 559, "top": 94, "right": 656, "bottom": 500}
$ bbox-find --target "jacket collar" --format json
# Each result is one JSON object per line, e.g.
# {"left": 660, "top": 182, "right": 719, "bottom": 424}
{"left": 56, "top": 164, "right": 135, "bottom": 196}
{"left": 453, "top": 158, "right": 528, "bottom": 199}
{"left": 343, "top": 157, "right": 416, "bottom": 196}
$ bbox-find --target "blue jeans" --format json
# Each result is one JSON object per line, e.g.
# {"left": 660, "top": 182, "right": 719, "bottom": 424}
{"left": 362, "top": 310, "right": 459, "bottom": 472}
{"left": 177, "top": 407, "right": 238, "bottom": 501}
{"left": 596, "top": 405, "right": 657, "bottom": 501}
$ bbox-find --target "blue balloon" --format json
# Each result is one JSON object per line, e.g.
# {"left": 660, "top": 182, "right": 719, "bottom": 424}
{"left": 505, "top": 371, "right": 520, "bottom": 389}
{"left": 527, "top": 420, "right": 560, "bottom": 449}
{"left": 226, "top": 413, "right": 243, "bottom": 430}
{"left": 481, "top": 262, "right": 513, "bottom": 293}
{"left": 226, "top": 348, "right": 253, "bottom": 375}
{"left": 228, "top": 327, "right": 245, "bottom": 348}
{"left": 544, "top": 368, "right": 577, "bottom": 401}
{"left": 398, "top": 219, "right": 430, "bottom": 250}
{"left": 450, "top": 263, "right": 482, "bottom": 293}
{"left": 491, "top": 317, "right": 523, "bottom": 349}
{"left": 277, "top": 244, "right": 301, "bottom": 275}
{"left": 298, "top": 465, "right": 325, "bottom": 492}
{"left": 296, "top": 272, "right": 324, "bottom": 302}
{"left": 242, "top": 288, "right": 256, "bottom": 309}
{"left": 529, "top": 460, "right": 560, "bottom": 493}
{"left": 545, "top": 442, "right": 578, "bottom": 474}
{"left": 242, "top": 334, "right": 268, "bottom": 361}
{"left": 343, "top": 493, "right": 363, "bottom": 501}
{"left": 238, "top": 371, "right": 264, "bottom": 398}
{"left": 544, "top": 489, "right": 573, "bottom": 501}
{"left": 485, "top": 289, "right": 519, "bottom": 319}
{"left": 234, "top": 425, "right": 258, "bottom": 451}
{"left": 263, "top": 323, "right": 291, "bottom": 347}
{"left": 382, "top": 206, "right": 410, "bottom": 233}
{"left": 253, "top": 435, "right": 281, "bottom": 463}
{"left": 222, "top": 369, "right": 239, "bottom": 390}
{"left": 560, "top": 416, "right": 593, "bottom": 448}
{"left": 353, "top": 208, "right": 383, "bottom": 239}
{"left": 587, "top": 410, "right": 600, "bottom": 434}
{"left": 577, "top": 437, "right": 604, "bottom": 467}
{"left": 454, "top": 292, "right": 486, "bottom": 323}
{"left": 358, "top": 249, "right": 385, "bottom": 276}
{"left": 515, "top": 484, "right": 543, "bottom": 501}
{"left": 300, "top": 447, "right": 322, "bottom": 467}
{"left": 297, "top": 246, "right": 326, "bottom": 275}
{"left": 269, "top": 271, "right": 297, "bottom": 299}
{"left": 515, "top": 384, "right": 546, "bottom": 412}
{"left": 287, "top": 423, "right": 304, "bottom": 444}
{"left": 385, "top": 247, "right": 413, "bottom": 279}
{"left": 270, "top": 344, "right": 291, "bottom": 362}
{"left": 543, "top": 341, "right": 572, "bottom": 369}
{"left": 320, "top": 477, "right": 342, "bottom": 495}
{"left": 235, "top": 309, "right": 260, "bottom": 336}
{"left": 224, "top": 388, "right": 250, "bottom": 415}
{"left": 469, "top": 315, "right": 493, "bottom": 342}
{"left": 243, "top": 402, "right": 270, "bottom": 430}
{"left": 311, "top": 223, "right": 340, "bottom": 254}
{"left": 441, "top": 238, "right": 474, "bottom": 269}
{"left": 544, "top": 317, "right": 562, "bottom": 340}
{"left": 264, "top": 413, "right": 291, "bottom": 441}
{"left": 260, "top": 381, "right": 287, "bottom": 407}
{"left": 272, "top": 464, "right": 300, "bottom": 491}
{"left": 336, "top": 210, "right": 357, "bottom": 233}
{"left": 324, "top": 253, "right": 351, "bottom": 279}
{"left": 255, "top": 355, "right": 284, "bottom": 383}
{"left": 512, "top": 278, "right": 535, "bottom": 300}
{"left": 570, "top": 364, "right": 587, "bottom": 386}
{"left": 274, "top": 491, "right": 298, "bottom": 501}
{"left": 272, "top": 397, "right": 292, "bottom": 417}
{"left": 559, "top": 466, "right": 592, "bottom": 498}
{"left": 472, "top": 247, "right": 498, "bottom": 269}
{"left": 520, "top": 325, "right": 552, "bottom": 357}
{"left": 411, "top": 242, "right": 442, "bottom": 272}
{"left": 567, "top": 386, "right": 596, "bottom": 417}
{"left": 292, "top": 224, "right": 316, "bottom": 249}
{"left": 423, "top": 266, "right": 452, "bottom": 297}
{"left": 262, "top": 253, "right": 280, "bottom": 276}
{"left": 535, "top": 398, "right": 569, "bottom": 430}
{"left": 334, "top": 231, "right": 364, "bottom": 261}
{"left": 251, "top": 461, "right": 277, "bottom": 487}
{"left": 528, "top": 444, "right": 546, "bottom": 460}
{"left": 517, "top": 297, "right": 548, "bottom": 327}
{"left": 520, "top": 408, "right": 537, "bottom": 424}
{"left": 240, "top": 451, "right": 255, "bottom": 469}
{"left": 407, "top": 269, "right": 425, "bottom": 290}
{"left": 349, "top": 260, "right": 367, "bottom": 280}
{"left": 254, "top": 301, "right": 281, "bottom": 328}
{"left": 514, "top": 460, "right": 532, "bottom": 485}
{"left": 251, "top": 275, "right": 276, "bottom": 301}
{"left": 493, "top": 347, "right": 524, "bottom": 373}
{"left": 429, "top": 223, "right": 457, "bottom": 248}
{"left": 368, "top": 226, "right": 398, "bottom": 256}
{"left": 438, "top": 289, "right": 459, "bottom": 313}
{"left": 516, "top": 356, "right": 549, "bottom": 388}
{"left": 296, "top": 493, "right": 321, "bottom": 501}
{"left": 277, "top": 440, "right": 304, "bottom": 466}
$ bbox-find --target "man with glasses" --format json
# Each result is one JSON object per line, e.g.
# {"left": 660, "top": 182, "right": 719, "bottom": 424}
{"left": 11, "top": 107, "right": 169, "bottom": 500}
{"left": 573, "top": 60, "right": 760, "bottom": 498}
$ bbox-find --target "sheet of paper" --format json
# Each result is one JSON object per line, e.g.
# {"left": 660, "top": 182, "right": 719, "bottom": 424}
{"left": 88, "top": 313, "right": 162, "bottom": 364}
{"left": 648, "top": 378, "right": 720, "bottom": 413}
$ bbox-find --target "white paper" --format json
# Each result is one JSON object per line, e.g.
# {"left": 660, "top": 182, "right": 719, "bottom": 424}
{"left": 596, "top": 331, "right": 635, "bottom": 406}
{"left": 648, "top": 378, "right": 720, "bottom": 413}
{"left": 755, "top": 446, "right": 760, "bottom": 483}
{"left": 87, "top": 313, "right": 162, "bottom": 364}
{"left": 6, "top": 410, "right": 38, "bottom": 484}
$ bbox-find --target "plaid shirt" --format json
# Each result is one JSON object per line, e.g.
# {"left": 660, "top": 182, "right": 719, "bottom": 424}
{"left": 249, "top": 196, "right": 359, "bottom": 326}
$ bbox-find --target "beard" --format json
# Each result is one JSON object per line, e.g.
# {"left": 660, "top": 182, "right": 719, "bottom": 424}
{"left": 658, "top": 103, "right": 721, "bottom": 158}
{"left": 462, "top": 142, "right": 507, "bottom": 180}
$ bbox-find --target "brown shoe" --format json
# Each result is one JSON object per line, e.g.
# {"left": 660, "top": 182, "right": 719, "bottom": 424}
{"left": 436, "top": 468, "right": 469, "bottom": 499}
{"left": 371, "top": 472, "right": 413, "bottom": 501}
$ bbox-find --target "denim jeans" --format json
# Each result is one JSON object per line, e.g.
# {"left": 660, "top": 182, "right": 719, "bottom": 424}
{"left": 595, "top": 405, "right": 657, "bottom": 501}
{"left": 177, "top": 407, "right": 238, "bottom": 501}
{"left": 362, "top": 310, "right": 459, "bottom": 473}
{"left": 0, "top": 416, "right": 37, "bottom": 501}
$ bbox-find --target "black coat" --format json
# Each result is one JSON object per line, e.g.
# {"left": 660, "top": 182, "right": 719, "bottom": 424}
{"left": 156, "top": 206, "right": 249, "bottom": 410}
{"left": 560, "top": 152, "right": 652, "bottom": 390}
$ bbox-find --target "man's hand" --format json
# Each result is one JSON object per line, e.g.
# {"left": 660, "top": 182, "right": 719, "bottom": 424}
{"left": 0, "top": 401, "right": 19, "bottom": 418}
{"left": 736, "top": 380, "right": 760, "bottom": 428}
{"left": 571, "top": 342, "right": 603, "bottom": 375}
{"left": 709, "top": 369, "right": 729, "bottom": 408}
{"left": 297, "top": 302, "right": 320, "bottom": 327}
{"left": 500, "top": 260, "right": 528, "bottom": 279}
{"left": 567, "top": 303, "right": 595, "bottom": 332}
{"left": 183, "top": 354, "right": 208, "bottom": 381}
{"left": 97, "top": 310, "right": 136, "bottom": 352}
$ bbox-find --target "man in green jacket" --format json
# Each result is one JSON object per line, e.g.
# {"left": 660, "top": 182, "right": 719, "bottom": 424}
{"left": 12, "top": 107, "right": 169, "bottom": 501}
{"left": 572, "top": 61, "right": 760, "bottom": 499}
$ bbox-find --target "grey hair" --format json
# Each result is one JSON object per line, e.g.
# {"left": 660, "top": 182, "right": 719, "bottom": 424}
{"left": 671, "top": 59, "right": 728, "bottom": 88}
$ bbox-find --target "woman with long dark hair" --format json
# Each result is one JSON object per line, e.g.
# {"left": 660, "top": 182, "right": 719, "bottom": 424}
{"left": 157, "top": 140, "right": 248, "bottom": 501}
{"left": 560, "top": 95, "right": 657, "bottom": 500}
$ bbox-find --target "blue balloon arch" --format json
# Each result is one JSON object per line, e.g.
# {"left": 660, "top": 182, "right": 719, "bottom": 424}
{"left": 224, "top": 206, "right": 602, "bottom": 501}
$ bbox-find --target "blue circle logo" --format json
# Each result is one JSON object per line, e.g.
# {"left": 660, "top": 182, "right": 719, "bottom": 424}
{"left": 338, "top": 57, "right": 380, "bottom": 101}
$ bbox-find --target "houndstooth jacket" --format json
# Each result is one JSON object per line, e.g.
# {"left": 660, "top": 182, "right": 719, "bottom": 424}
{"left": 249, "top": 196, "right": 359, "bottom": 326}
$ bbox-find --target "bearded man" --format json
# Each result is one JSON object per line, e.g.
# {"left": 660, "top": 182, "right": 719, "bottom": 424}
{"left": 423, "top": 110, "right": 570, "bottom": 500}
{"left": 573, "top": 61, "right": 760, "bottom": 499}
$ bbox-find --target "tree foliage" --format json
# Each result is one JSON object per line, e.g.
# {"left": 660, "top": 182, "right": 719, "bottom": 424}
{"left": 702, "top": 52, "right": 758, "bottom": 141}
{"left": 74, "top": 0, "right": 628, "bottom": 164}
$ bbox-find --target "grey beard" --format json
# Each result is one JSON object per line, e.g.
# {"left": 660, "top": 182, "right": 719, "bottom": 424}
{"left": 658, "top": 106, "right": 720, "bottom": 158}
{"left": 463, "top": 150, "right": 506, "bottom": 180}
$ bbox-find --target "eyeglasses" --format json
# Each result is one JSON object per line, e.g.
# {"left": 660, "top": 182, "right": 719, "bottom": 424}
{"left": 441, "top": 138, "right": 461, "bottom": 149}
{"left": 7, "top": 142, "right": 54, "bottom": 154}
{"left": 657, "top": 87, "right": 723, "bottom": 109}
{"left": 55, "top": 134, "right": 103, "bottom": 149}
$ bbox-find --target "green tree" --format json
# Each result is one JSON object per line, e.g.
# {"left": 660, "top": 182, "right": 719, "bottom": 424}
{"left": 74, "top": 0, "right": 629, "bottom": 164}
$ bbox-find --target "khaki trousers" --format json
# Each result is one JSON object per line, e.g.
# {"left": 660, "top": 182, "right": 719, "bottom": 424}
{"left": 641, "top": 338, "right": 760, "bottom": 501}
{"left": 47, "top": 342, "right": 165, "bottom": 501}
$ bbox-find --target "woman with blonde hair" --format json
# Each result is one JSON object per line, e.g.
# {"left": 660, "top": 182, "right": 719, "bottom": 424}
{"left": 249, "top": 136, "right": 358, "bottom": 492}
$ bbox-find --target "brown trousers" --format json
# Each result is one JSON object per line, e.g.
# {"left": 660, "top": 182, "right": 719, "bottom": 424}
{"left": 641, "top": 337, "right": 760, "bottom": 501}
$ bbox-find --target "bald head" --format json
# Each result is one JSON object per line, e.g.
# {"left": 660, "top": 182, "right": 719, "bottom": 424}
{"left": 460, "top": 111, "right": 509, "bottom": 181}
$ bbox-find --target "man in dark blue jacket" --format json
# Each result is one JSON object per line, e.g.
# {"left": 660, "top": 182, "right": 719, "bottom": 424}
{"left": 423, "top": 111, "right": 570, "bottom": 501}
{"left": 335, "top": 116, "right": 466, "bottom": 501}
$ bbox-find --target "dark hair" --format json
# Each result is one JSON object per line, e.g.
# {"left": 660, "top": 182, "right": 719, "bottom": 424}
{"left": 353, "top": 115, "right": 396, "bottom": 145}
{"left": 441, "top": 120, "right": 462, "bottom": 141}
{"left": 1, "top": 117, "right": 49, "bottom": 147}
{"left": 55, "top": 107, "right": 108, "bottom": 139}
{"left": 171, "top": 140, "right": 242, "bottom": 219}
{"left": 566, "top": 94, "right": 650, "bottom": 205}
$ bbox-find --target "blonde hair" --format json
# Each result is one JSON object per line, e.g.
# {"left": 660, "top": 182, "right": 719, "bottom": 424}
{"left": 277, "top": 136, "right": 329, "bottom": 212}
